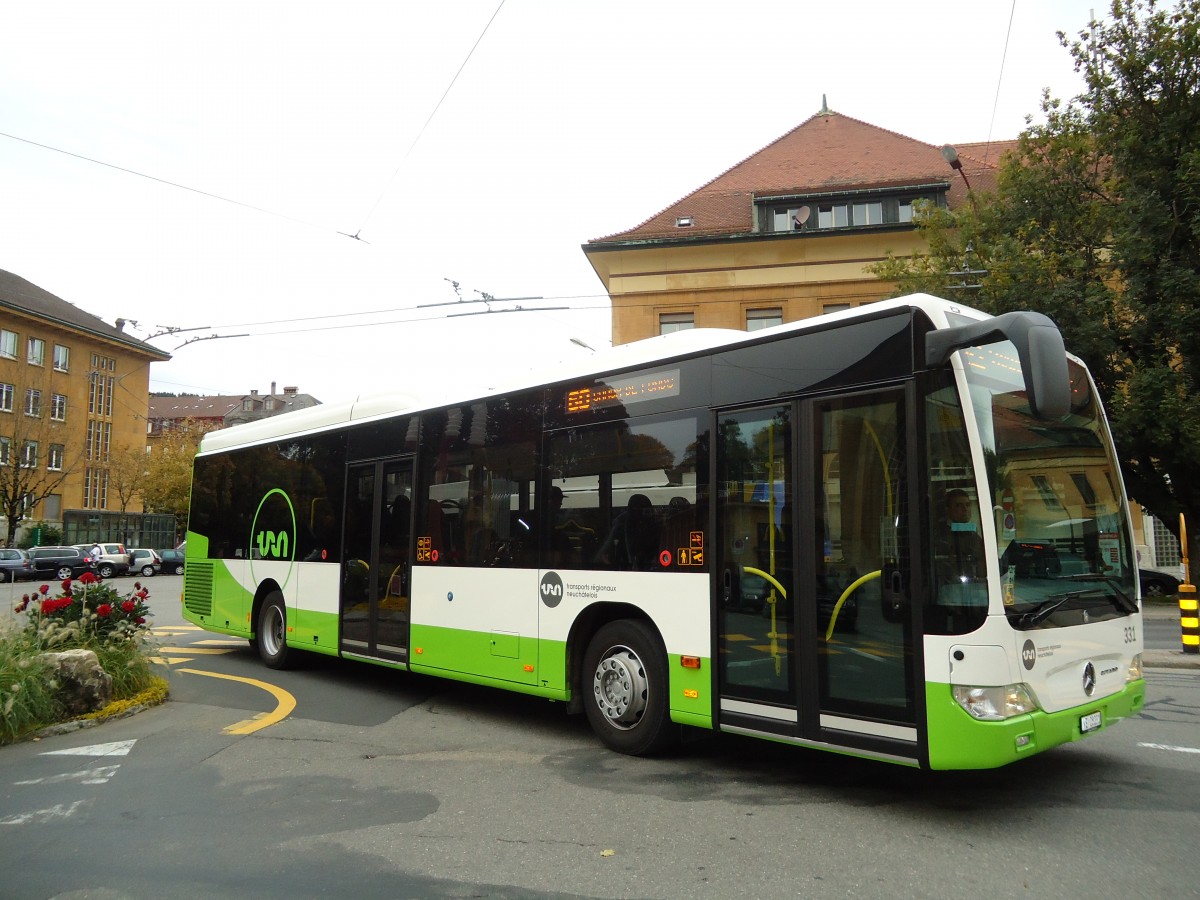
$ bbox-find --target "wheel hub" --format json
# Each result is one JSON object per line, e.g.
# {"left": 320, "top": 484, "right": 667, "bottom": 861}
{"left": 592, "top": 647, "right": 649, "bottom": 730}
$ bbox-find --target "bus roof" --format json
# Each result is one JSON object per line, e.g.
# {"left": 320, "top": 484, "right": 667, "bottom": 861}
{"left": 197, "top": 293, "right": 981, "bottom": 456}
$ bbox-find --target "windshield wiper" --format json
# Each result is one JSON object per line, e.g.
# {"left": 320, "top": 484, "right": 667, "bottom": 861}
{"left": 1014, "top": 589, "right": 1101, "bottom": 627}
{"left": 1056, "top": 573, "right": 1139, "bottom": 613}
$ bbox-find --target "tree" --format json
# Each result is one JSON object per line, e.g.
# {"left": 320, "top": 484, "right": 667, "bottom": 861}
{"left": 108, "top": 446, "right": 147, "bottom": 514}
{"left": 142, "top": 419, "right": 215, "bottom": 530}
{"left": 872, "top": 0, "right": 1200, "bottom": 561}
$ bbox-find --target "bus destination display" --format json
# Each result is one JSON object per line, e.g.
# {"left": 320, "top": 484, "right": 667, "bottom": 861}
{"left": 566, "top": 368, "right": 681, "bottom": 414}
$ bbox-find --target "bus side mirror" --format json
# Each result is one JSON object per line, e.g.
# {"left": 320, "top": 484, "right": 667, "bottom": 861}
{"left": 925, "top": 311, "right": 1070, "bottom": 419}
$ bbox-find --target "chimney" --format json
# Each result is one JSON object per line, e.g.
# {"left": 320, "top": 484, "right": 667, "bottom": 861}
{"left": 250, "top": 389, "right": 258, "bottom": 396}
{"left": 271, "top": 381, "right": 277, "bottom": 395}
{"left": 283, "top": 386, "right": 298, "bottom": 395}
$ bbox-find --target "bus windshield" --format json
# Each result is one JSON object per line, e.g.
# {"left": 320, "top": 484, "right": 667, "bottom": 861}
{"left": 959, "top": 338, "right": 1137, "bottom": 630}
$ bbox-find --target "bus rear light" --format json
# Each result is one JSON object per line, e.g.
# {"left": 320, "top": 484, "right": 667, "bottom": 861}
{"left": 953, "top": 684, "right": 1037, "bottom": 721}
{"left": 680, "top": 656, "right": 701, "bottom": 669}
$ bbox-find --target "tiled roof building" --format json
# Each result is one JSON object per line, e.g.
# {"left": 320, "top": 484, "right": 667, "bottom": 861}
{"left": 584, "top": 108, "right": 1010, "bottom": 344}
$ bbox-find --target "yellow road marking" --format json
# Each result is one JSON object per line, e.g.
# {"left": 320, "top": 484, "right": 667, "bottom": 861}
{"left": 158, "top": 646, "right": 234, "bottom": 655}
{"left": 177, "top": 668, "right": 296, "bottom": 734}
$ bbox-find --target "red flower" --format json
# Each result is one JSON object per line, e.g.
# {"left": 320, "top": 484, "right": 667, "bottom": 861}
{"left": 135, "top": 617, "right": 146, "bottom": 625}
{"left": 122, "top": 600, "right": 136, "bottom": 613}
{"left": 78, "top": 571, "right": 99, "bottom": 585}
{"left": 61, "top": 579, "right": 72, "bottom": 593}
{"left": 39, "top": 584, "right": 50, "bottom": 595}
{"left": 14, "top": 598, "right": 29, "bottom": 613}
{"left": 41, "top": 598, "right": 72, "bottom": 615}
{"left": 96, "top": 604, "right": 112, "bottom": 617}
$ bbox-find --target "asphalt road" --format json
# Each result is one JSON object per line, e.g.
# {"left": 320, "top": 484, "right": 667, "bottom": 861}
{"left": 1, "top": 575, "right": 1198, "bottom": 898}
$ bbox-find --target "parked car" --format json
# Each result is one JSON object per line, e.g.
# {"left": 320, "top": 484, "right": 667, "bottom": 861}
{"left": 158, "top": 548, "right": 185, "bottom": 575}
{"left": 0, "top": 548, "right": 35, "bottom": 583}
{"left": 27, "top": 546, "right": 93, "bottom": 580}
{"left": 129, "top": 548, "right": 162, "bottom": 577}
{"left": 73, "top": 543, "right": 132, "bottom": 579}
{"left": 1139, "top": 568, "right": 1180, "bottom": 598}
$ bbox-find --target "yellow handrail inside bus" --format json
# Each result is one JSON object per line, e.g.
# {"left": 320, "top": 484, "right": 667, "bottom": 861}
{"left": 825, "top": 570, "right": 882, "bottom": 641}
{"left": 742, "top": 566, "right": 786, "bottom": 674}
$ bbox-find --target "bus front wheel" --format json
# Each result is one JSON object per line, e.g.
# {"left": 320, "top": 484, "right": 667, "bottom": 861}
{"left": 257, "top": 592, "right": 293, "bottom": 669}
{"left": 582, "top": 619, "right": 676, "bottom": 756}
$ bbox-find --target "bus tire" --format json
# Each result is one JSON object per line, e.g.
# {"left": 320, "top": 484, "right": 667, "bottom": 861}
{"left": 582, "top": 619, "right": 676, "bottom": 756}
{"left": 257, "top": 592, "right": 293, "bottom": 669}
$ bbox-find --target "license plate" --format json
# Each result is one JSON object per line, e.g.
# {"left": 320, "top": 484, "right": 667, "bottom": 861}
{"left": 1081, "top": 711, "right": 1102, "bottom": 733}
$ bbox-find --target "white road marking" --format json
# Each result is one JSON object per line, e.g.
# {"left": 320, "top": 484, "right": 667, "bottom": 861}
{"left": 15, "top": 765, "right": 121, "bottom": 786}
{"left": 42, "top": 740, "right": 135, "bottom": 757}
{"left": 0, "top": 800, "right": 91, "bottom": 825}
{"left": 1138, "top": 742, "right": 1200, "bottom": 755}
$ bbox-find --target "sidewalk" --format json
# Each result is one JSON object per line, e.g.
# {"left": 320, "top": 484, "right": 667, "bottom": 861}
{"left": 1141, "top": 601, "right": 1200, "bottom": 670}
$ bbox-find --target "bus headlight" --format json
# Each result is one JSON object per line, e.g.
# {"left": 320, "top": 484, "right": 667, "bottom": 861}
{"left": 953, "top": 684, "right": 1037, "bottom": 721}
{"left": 1127, "top": 653, "right": 1144, "bottom": 682}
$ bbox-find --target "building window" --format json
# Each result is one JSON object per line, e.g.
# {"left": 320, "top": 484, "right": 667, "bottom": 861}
{"left": 659, "top": 312, "right": 695, "bottom": 335}
{"left": 0, "top": 382, "right": 12, "bottom": 413}
{"left": 20, "top": 441, "right": 37, "bottom": 468}
{"left": 746, "top": 308, "right": 783, "bottom": 331}
{"left": 0, "top": 330, "right": 16, "bottom": 359}
{"left": 24, "top": 389, "right": 41, "bottom": 418}
{"left": 27, "top": 337, "right": 45, "bottom": 366}
{"left": 822, "top": 303, "right": 852, "bottom": 314}
{"left": 0, "top": 437, "right": 9, "bottom": 465}
{"left": 53, "top": 344, "right": 70, "bottom": 371}
{"left": 48, "top": 444, "right": 64, "bottom": 471}
{"left": 762, "top": 191, "right": 939, "bottom": 233}
{"left": 51, "top": 393, "right": 67, "bottom": 420}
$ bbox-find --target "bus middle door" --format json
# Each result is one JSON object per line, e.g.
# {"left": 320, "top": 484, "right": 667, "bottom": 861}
{"left": 340, "top": 457, "right": 413, "bottom": 663}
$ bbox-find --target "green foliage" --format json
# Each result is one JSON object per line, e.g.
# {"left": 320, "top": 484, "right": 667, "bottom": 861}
{"left": 0, "top": 626, "right": 60, "bottom": 744}
{"left": 17, "top": 522, "right": 63, "bottom": 549}
{"left": 871, "top": 0, "right": 1200, "bottom": 555}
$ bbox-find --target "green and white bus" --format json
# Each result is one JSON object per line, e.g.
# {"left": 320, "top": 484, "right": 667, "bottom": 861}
{"left": 181, "top": 294, "right": 1145, "bottom": 769}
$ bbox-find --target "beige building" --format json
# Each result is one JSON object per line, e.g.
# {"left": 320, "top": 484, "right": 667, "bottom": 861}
{"left": 584, "top": 106, "right": 1008, "bottom": 344}
{"left": 0, "top": 269, "right": 169, "bottom": 540}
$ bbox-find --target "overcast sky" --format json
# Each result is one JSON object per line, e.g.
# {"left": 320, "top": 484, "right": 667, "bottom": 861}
{"left": 1, "top": 1, "right": 1101, "bottom": 404}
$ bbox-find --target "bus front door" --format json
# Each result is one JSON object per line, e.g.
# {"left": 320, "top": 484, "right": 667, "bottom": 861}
{"left": 716, "top": 391, "right": 918, "bottom": 760}
{"left": 340, "top": 458, "right": 413, "bottom": 662}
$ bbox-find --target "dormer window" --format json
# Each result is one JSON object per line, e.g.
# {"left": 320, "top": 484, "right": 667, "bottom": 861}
{"left": 759, "top": 187, "right": 942, "bottom": 234}
{"left": 675, "top": 216, "right": 694, "bottom": 227}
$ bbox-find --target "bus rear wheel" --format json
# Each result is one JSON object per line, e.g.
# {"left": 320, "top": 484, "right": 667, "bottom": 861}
{"left": 257, "top": 592, "right": 293, "bottom": 669}
{"left": 582, "top": 619, "right": 676, "bottom": 756}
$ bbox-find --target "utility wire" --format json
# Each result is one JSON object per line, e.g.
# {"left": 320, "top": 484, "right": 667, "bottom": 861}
{"left": 983, "top": 0, "right": 1018, "bottom": 165}
{"left": 0, "top": 129, "right": 319, "bottom": 228}
{"left": 352, "top": 0, "right": 507, "bottom": 237}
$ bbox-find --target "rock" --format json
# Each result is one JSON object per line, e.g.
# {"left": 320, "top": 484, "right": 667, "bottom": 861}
{"left": 41, "top": 648, "right": 113, "bottom": 715}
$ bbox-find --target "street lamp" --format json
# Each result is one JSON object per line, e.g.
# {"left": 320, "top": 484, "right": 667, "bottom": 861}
{"left": 940, "top": 145, "right": 972, "bottom": 191}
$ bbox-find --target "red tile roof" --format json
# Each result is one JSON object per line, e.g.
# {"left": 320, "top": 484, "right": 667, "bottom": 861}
{"left": 590, "top": 110, "right": 1005, "bottom": 243}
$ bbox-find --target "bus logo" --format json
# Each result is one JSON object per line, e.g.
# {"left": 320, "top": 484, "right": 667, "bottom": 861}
{"left": 249, "top": 488, "right": 297, "bottom": 590}
{"left": 1082, "top": 662, "right": 1097, "bottom": 696}
{"left": 1021, "top": 639, "right": 1037, "bottom": 671}
{"left": 256, "top": 531, "right": 290, "bottom": 559}
{"left": 540, "top": 572, "right": 564, "bottom": 608}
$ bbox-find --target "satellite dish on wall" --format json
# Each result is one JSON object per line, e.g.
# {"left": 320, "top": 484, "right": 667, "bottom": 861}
{"left": 793, "top": 206, "right": 811, "bottom": 229}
